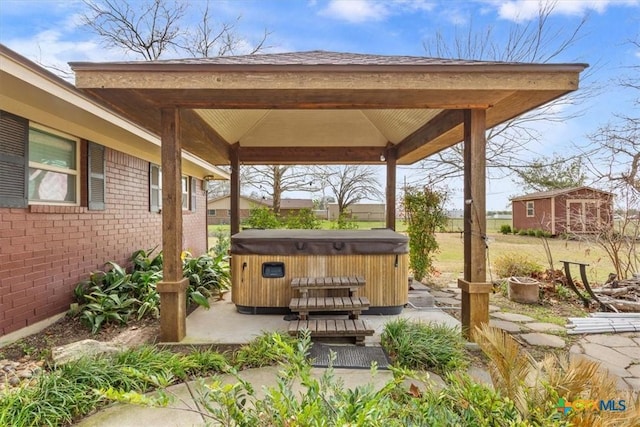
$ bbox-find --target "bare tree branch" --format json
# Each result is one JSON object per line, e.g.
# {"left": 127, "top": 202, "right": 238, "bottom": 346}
{"left": 419, "top": 1, "right": 594, "bottom": 185}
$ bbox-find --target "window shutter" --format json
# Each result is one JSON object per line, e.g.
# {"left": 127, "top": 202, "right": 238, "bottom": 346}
{"left": 150, "top": 163, "right": 160, "bottom": 212}
{"left": 190, "top": 177, "right": 197, "bottom": 212}
{"left": 87, "top": 142, "right": 105, "bottom": 210}
{"left": 0, "top": 111, "right": 28, "bottom": 208}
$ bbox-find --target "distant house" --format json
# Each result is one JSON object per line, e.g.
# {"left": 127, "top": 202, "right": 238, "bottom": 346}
{"left": 207, "top": 196, "right": 313, "bottom": 224}
{"left": 511, "top": 187, "right": 613, "bottom": 235}
{"left": 328, "top": 203, "right": 386, "bottom": 221}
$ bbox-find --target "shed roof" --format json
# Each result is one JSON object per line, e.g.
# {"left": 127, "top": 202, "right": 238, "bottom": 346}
{"left": 69, "top": 50, "right": 587, "bottom": 166}
{"left": 510, "top": 186, "right": 614, "bottom": 201}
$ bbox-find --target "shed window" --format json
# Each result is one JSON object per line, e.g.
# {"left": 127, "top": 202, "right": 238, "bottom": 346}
{"left": 208, "top": 209, "right": 216, "bottom": 216}
{"left": 28, "top": 125, "right": 78, "bottom": 204}
{"left": 526, "top": 201, "right": 535, "bottom": 217}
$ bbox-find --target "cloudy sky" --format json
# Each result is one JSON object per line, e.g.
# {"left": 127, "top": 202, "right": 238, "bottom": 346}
{"left": 1, "top": 0, "right": 638, "bottom": 209}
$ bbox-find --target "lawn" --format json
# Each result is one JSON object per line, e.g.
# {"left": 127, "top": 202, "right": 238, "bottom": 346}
{"left": 434, "top": 232, "right": 617, "bottom": 284}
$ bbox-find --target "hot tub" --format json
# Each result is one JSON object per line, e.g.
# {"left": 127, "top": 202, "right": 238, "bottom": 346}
{"left": 230, "top": 229, "right": 409, "bottom": 314}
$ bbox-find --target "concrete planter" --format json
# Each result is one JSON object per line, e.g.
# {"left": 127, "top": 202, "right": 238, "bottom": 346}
{"left": 507, "top": 276, "right": 539, "bottom": 304}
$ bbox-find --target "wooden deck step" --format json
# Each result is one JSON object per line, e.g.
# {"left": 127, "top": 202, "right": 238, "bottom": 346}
{"left": 291, "top": 276, "right": 365, "bottom": 292}
{"left": 288, "top": 319, "right": 374, "bottom": 345}
{"left": 289, "top": 296, "right": 370, "bottom": 313}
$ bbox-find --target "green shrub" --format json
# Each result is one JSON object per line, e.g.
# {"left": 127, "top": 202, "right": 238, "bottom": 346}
{"left": 527, "top": 229, "right": 536, "bottom": 236}
{"left": 331, "top": 212, "right": 359, "bottom": 229}
{"left": 209, "top": 229, "right": 230, "bottom": 255}
{"left": 285, "top": 208, "right": 321, "bottom": 229}
{"left": 493, "top": 253, "right": 543, "bottom": 278}
{"left": 233, "top": 331, "right": 297, "bottom": 369}
{"left": 182, "top": 251, "right": 231, "bottom": 309}
{"left": 402, "top": 186, "right": 448, "bottom": 281}
{"left": 0, "top": 346, "right": 230, "bottom": 427}
{"left": 512, "top": 228, "right": 519, "bottom": 234}
{"left": 518, "top": 229, "right": 529, "bottom": 236}
{"left": 380, "top": 318, "right": 467, "bottom": 374}
{"left": 243, "top": 206, "right": 281, "bottom": 229}
{"left": 499, "top": 224, "right": 512, "bottom": 235}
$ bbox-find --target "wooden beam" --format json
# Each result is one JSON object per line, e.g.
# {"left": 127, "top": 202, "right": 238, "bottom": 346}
{"left": 74, "top": 70, "right": 582, "bottom": 92}
{"left": 463, "top": 109, "right": 487, "bottom": 282}
{"left": 239, "top": 146, "right": 385, "bottom": 164}
{"left": 385, "top": 145, "right": 397, "bottom": 230}
{"left": 230, "top": 143, "right": 240, "bottom": 235}
{"left": 157, "top": 107, "right": 187, "bottom": 342}
{"left": 180, "top": 109, "right": 229, "bottom": 162}
{"left": 395, "top": 109, "right": 464, "bottom": 159}
{"left": 461, "top": 108, "right": 488, "bottom": 342}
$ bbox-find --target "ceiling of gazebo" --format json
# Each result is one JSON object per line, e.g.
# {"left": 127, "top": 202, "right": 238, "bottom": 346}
{"left": 69, "top": 51, "right": 587, "bottom": 166}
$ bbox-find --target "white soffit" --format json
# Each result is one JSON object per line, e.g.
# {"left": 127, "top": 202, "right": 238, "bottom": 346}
{"left": 361, "top": 109, "right": 442, "bottom": 143}
{"left": 195, "top": 109, "right": 269, "bottom": 143}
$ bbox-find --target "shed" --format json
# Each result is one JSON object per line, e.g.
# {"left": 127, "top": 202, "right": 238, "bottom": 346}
{"left": 69, "top": 50, "right": 587, "bottom": 342}
{"left": 511, "top": 186, "right": 613, "bottom": 235}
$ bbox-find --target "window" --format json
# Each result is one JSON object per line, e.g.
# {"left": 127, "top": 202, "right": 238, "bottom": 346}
{"left": 208, "top": 209, "right": 216, "bottom": 216}
{"left": 181, "top": 176, "right": 189, "bottom": 209}
{"left": 526, "top": 201, "right": 535, "bottom": 217}
{"left": 227, "top": 209, "right": 232, "bottom": 217}
{"left": 0, "top": 111, "right": 105, "bottom": 209}
{"left": 150, "top": 164, "right": 161, "bottom": 212}
{"left": 28, "top": 125, "right": 79, "bottom": 204}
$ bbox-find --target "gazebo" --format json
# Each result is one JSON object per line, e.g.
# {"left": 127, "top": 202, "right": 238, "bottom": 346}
{"left": 69, "top": 51, "right": 587, "bottom": 342}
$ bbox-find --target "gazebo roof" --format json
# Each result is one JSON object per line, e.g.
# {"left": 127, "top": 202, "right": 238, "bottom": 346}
{"left": 69, "top": 50, "right": 587, "bottom": 166}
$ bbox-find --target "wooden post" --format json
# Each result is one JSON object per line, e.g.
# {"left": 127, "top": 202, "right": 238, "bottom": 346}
{"left": 230, "top": 142, "right": 240, "bottom": 236}
{"left": 157, "top": 108, "right": 188, "bottom": 342}
{"left": 460, "top": 108, "right": 490, "bottom": 341}
{"left": 385, "top": 145, "right": 397, "bottom": 230}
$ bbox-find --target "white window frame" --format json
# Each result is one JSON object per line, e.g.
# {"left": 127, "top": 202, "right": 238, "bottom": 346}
{"left": 526, "top": 201, "right": 534, "bottom": 217}
{"left": 181, "top": 175, "right": 189, "bottom": 210}
{"left": 28, "top": 123, "right": 79, "bottom": 205}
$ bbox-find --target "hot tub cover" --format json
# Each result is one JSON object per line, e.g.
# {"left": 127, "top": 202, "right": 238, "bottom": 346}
{"left": 231, "top": 229, "right": 408, "bottom": 255}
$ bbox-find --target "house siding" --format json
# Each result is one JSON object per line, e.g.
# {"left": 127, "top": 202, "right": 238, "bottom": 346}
{"left": 0, "top": 147, "right": 207, "bottom": 336}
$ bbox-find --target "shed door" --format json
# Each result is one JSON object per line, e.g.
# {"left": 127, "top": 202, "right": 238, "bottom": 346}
{"left": 566, "top": 200, "right": 600, "bottom": 233}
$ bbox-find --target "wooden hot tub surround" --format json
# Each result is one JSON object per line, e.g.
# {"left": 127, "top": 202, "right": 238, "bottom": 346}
{"left": 231, "top": 229, "right": 409, "bottom": 315}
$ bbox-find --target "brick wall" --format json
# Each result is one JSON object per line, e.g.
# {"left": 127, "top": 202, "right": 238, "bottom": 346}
{"left": 0, "top": 148, "right": 207, "bottom": 336}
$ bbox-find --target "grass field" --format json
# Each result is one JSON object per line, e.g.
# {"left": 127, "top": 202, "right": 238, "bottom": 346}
{"left": 434, "top": 232, "right": 617, "bottom": 285}
{"left": 208, "top": 221, "right": 619, "bottom": 285}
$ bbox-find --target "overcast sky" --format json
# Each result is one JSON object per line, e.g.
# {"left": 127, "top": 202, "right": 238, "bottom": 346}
{"left": 1, "top": 0, "right": 638, "bottom": 210}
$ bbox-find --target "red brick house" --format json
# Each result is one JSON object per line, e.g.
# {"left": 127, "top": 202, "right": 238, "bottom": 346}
{"left": 0, "top": 45, "right": 227, "bottom": 338}
{"left": 511, "top": 186, "right": 614, "bottom": 235}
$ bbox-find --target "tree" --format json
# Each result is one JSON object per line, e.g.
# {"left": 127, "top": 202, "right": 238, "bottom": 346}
{"left": 417, "top": 1, "right": 591, "bottom": 185}
{"left": 315, "top": 165, "right": 384, "bottom": 215}
{"left": 243, "top": 165, "right": 315, "bottom": 214}
{"left": 513, "top": 154, "right": 586, "bottom": 193}
{"left": 81, "top": 0, "right": 269, "bottom": 60}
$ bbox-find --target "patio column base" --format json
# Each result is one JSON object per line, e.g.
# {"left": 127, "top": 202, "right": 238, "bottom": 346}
{"left": 458, "top": 279, "right": 492, "bottom": 342}
{"left": 158, "top": 278, "right": 189, "bottom": 342}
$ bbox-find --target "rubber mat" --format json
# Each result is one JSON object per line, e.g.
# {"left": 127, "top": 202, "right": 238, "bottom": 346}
{"left": 308, "top": 343, "right": 391, "bottom": 369}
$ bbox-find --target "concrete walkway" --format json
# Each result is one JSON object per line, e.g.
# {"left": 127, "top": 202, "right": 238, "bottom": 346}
{"left": 432, "top": 286, "right": 640, "bottom": 391}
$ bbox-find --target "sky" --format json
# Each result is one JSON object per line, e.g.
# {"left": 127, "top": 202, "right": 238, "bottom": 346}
{"left": 1, "top": 0, "right": 639, "bottom": 210}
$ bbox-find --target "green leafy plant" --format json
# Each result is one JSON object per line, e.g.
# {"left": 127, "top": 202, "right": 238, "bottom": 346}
{"left": 381, "top": 318, "right": 467, "bottom": 374}
{"left": 0, "top": 346, "right": 230, "bottom": 427}
{"left": 331, "top": 212, "right": 359, "bottom": 229}
{"left": 243, "top": 206, "right": 281, "bottom": 229}
{"left": 493, "top": 253, "right": 544, "bottom": 279}
{"left": 500, "top": 224, "right": 513, "bottom": 234}
{"left": 182, "top": 251, "right": 231, "bottom": 309}
{"left": 233, "top": 331, "right": 297, "bottom": 369}
{"left": 402, "top": 186, "right": 448, "bottom": 281}
{"left": 210, "top": 229, "right": 230, "bottom": 255}
{"left": 284, "top": 208, "right": 321, "bottom": 229}
{"left": 130, "top": 247, "right": 163, "bottom": 272}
